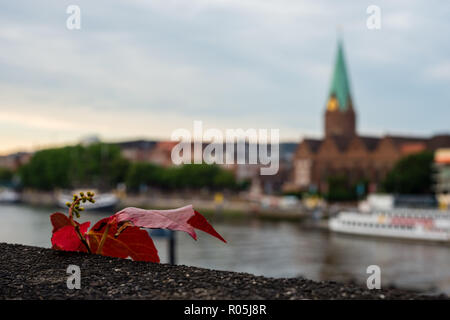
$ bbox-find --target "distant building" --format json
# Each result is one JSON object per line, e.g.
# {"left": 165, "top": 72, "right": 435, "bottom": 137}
{"left": 117, "top": 140, "right": 177, "bottom": 167}
{"left": 116, "top": 140, "right": 158, "bottom": 163}
{"left": 291, "top": 39, "right": 450, "bottom": 194}
{"left": 147, "top": 141, "right": 179, "bottom": 167}
{"left": 435, "top": 149, "right": 450, "bottom": 208}
{"left": 116, "top": 139, "right": 296, "bottom": 193}
{"left": 0, "top": 152, "right": 32, "bottom": 170}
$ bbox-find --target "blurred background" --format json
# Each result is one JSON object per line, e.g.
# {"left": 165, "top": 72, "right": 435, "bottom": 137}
{"left": 1, "top": 1, "right": 450, "bottom": 295}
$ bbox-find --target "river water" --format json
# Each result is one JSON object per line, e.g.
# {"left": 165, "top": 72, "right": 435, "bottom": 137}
{"left": 1, "top": 203, "right": 450, "bottom": 295}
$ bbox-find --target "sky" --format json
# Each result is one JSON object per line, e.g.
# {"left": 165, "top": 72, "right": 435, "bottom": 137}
{"left": 0, "top": 0, "right": 449, "bottom": 154}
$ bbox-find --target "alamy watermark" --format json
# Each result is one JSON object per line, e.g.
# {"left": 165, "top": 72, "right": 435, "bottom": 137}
{"left": 67, "top": 264, "right": 81, "bottom": 289}
{"left": 66, "top": 5, "right": 81, "bottom": 30}
{"left": 171, "top": 121, "right": 280, "bottom": 175}
{"left": 366, "top": 5, "right": 381, "bottom": 30}
{"left": 366, "top": 265, "right": 381, "bottom": 289}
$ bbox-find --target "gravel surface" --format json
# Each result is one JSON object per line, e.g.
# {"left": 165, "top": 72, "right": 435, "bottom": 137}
{"left": 0, "top": 242, "right": 447, "bottom": 300}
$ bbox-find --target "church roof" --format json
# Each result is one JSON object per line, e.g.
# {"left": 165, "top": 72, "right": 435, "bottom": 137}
{"left": 328, "top": 39, "right": 352, "bottom": 111}
{"left": 359, "top": 136, "right": 381, "bottom": 151}
{"left": 427, "top": 134, "right": 450, "bottom": 151}
{"left": 331, "top": 135, "right": 351, "bottom": 151}
{"left": 300, "top": 134, "right": 446, "bottom": 154}
{"left": 386, "top": 135, "right": 428, "bottom": 147}
{"left": 303, "top": 139, "right": 322, "bottom": 153}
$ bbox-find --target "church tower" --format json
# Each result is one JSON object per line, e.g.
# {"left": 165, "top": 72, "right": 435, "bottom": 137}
{"left": 324, "top": 39, "right": 356, "bottom": 139}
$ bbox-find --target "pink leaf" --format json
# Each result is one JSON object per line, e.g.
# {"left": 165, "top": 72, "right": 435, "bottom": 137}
{"left": 114, "top": 205, "right": 225, "bottom": 242}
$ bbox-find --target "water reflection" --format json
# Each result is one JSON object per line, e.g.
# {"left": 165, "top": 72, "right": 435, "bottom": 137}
{"left": 1, "top": 203, "right": 450, "bottom": 294}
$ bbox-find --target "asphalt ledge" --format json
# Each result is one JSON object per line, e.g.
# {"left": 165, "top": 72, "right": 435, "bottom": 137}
{"left": 0, "top": 242, "right": 446, "bottom": 300}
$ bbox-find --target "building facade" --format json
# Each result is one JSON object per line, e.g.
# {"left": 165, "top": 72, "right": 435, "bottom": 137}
{"left": 0, "top": 152, "right": 32, "bottom": 171}
{"left": 435, "top": 149, "right": 450, "bottom": 208}
{"left": 292, "top": 40, "right": 450, "bottom": 194}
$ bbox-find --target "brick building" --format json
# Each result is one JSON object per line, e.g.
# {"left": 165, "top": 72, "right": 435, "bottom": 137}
{"left": 291, "top": 39, "right": 450, "bottom": 194}
{"left": 0, "top": 152, "right": 32, "bottom": 171}
{"left": 117, "top": 140, "right": 177, "bottom": 167}
{"left": 435, "top": 149, "right": 450, "bottom": 208}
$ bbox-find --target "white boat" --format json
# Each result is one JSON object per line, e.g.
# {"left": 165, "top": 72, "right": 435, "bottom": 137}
{"left": 329, "top": 209, "right": 450, "bottom": 242}
{"left": 57, "top": 191, "right": 119, "bottom": 211}
{"left": 0, "top": 188, "right": 20, "bottom": 203}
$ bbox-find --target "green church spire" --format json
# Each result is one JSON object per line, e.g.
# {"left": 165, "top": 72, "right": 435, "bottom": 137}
{"left": 326, "top": 39, "right": 352, "bottom": 112}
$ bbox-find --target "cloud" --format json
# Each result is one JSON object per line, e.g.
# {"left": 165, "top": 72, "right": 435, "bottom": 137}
{"left": 384, "top": 12, "right": 414, "bottom": 30}
{"left": 0, "top": 0, "right": 449, "bottom": 154}
{"left": 425, "top": 61, "right": 450, "bottom": 81}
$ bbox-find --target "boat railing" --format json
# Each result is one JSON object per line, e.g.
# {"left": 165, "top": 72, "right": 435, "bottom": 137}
{"left": 371, "top": 208, "right": 450, "bottom": 219}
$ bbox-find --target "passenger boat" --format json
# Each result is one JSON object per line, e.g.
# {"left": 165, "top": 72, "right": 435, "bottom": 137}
{"left": 0, "top": 188, "right": 20, "bottom": 203}
{"left": 329, "top": 209, "right": 450, "bottom": 242}
{"left": 57, "top": 191, "right": 119, "bottom": 211}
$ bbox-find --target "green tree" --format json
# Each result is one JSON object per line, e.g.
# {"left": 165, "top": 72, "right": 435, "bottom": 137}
{"left": 382, "top": 151, "right": 434, "bottom": 194}
{"left": 126, "top": 163, "right": 165, "bottom": 192}
{"left": 19, "top": 143, "right": 129, "bottom": 190}
{"left": 0, "top": 167, "right": 13, "bottom": 185}
{"left": 125, "top": 163, "right": 238, "bottom": 192}
{"left": 213, "top": 169, "right": 236, "bottom": 189}
{"left": 326, "top": 175, "right": 354, "bottom": 202}
{"left": 19, "top": 147, "right": 72, "bottom": 190}
{"left": 325, "top": 175, "right": 368, "bottom": 202}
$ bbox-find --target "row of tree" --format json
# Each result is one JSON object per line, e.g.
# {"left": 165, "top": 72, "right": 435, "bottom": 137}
{"left": 0, "top": 167, "right": 14, "bottom": 186}
{"left": 16, "top": 143, "right": 241, "bottom": 192}
{"left": 1, "top": 144, "right": 435, "bottom": 198}
{"left": 126, "top": 162, "right": 240, "bottom": 192}
{"left": 324, "top": 151, "right": 435, "bottom": 201}
{"left": 19, "top": 144, "right": 128, "bottom": 190}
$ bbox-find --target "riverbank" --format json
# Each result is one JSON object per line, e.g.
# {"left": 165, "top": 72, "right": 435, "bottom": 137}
{"left": 0, "top": 243, "right": 446, "bottom": 300}
{"left": 20, "top": 190, "right": 311, "bottom": 222}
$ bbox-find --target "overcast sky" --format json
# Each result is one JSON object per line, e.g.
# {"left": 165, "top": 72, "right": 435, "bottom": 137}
{"left": 0, "top": 0, "right": 449, "bottom": 154}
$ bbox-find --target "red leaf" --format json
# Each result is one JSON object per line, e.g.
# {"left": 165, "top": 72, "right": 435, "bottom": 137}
{"left": 49, "top": 204, "right": 225, "bottom": 262}
{"left": 189, "top": 211, "right": 227, "bottom": 243}
{"left": 87, "top": 217, "right": 159, "bottom": 262}
{"left": 114, "top": 205, "right": 226, "bottom": 242}
{"left": 51, "top": 222, "right": 90, "bottom": 252}
{"left": 50, "top": 212, "right": 71, "bottom": 233}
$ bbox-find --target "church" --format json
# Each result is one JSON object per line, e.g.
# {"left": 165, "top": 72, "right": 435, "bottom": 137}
{"left": 291, "top": 39, "right": 450, "bottom": 194}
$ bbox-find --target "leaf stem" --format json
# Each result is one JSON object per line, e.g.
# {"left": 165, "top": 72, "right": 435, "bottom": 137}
{"left": 114, "top": 221, "right": 132, "bottom": 238}
{"left": 68, "top": 198, "right": 91, "bottom": 253}
{"left": 74, "top": 222, "right": 92, "bottom": 254}
{"left": 96, "top": 223, "right": 111, "bottom": 254}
